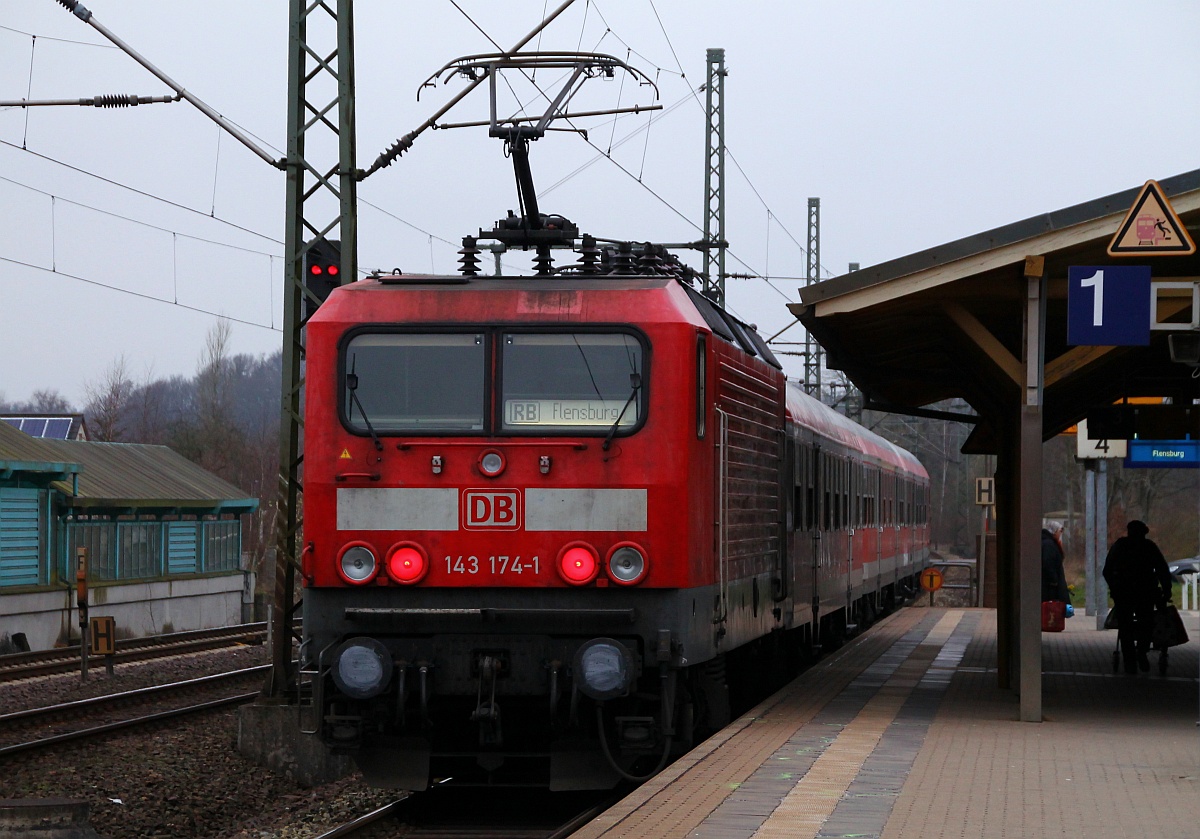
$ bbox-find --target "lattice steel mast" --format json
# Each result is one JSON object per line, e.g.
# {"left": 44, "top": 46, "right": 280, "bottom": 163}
{"left": 701, "top": 48, "right": 727, "bottom": 305}
{"left": 269, "top": 0, "right": 360, "bottom": 696}
{"left": 803, "top": 197, "right": 822, "bottom": 397}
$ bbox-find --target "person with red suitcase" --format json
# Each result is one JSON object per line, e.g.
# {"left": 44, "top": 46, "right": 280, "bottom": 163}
{"left": 1041, "top": 520, "right": 1070, "bottom": 631}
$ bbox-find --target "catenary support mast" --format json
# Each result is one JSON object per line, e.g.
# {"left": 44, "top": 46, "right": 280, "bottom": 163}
{"left": 804, "top": 197, "right": 822, "bottom": 397}
{"left": 701, "top": 48, "right": 727, "bottom": 305}
{"left": 269, "top": 0, "right": 359, "bottom": 697}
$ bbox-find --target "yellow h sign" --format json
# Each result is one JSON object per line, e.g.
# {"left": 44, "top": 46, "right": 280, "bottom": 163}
{"left": 89, "top": 616, "right": 116, "bottom": 656}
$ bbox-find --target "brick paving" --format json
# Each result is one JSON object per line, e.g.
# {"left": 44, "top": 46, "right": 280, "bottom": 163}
{"left": 575, "top": 608, "right": 1200, "bottom": 839}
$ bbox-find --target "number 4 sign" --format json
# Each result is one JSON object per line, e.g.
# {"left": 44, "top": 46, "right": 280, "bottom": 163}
{"left": 1067, "top": 265, "right": 1151, "bottom": 346}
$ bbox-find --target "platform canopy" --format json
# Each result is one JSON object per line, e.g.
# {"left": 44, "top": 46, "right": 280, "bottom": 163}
{"left": 789, "top": 169, "right": 1200, "bottom": 453}
{"left": 789, "top": 169, "right": 1200, "bottom": 723}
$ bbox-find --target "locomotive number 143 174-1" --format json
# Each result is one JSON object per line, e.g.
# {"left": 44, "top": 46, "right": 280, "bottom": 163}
{"left": 444, "top": 555, "right": 540, "bottom": 575}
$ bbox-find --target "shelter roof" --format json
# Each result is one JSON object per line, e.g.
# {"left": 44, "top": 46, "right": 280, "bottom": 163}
{"left": 0, "top": 420, "right": 82, "bottom": 484}
{"left": 789, "top": 169, "right": 1200, "bottom": 452}
{"left": 0, "top": 421, "right": 256, "bottom": 515}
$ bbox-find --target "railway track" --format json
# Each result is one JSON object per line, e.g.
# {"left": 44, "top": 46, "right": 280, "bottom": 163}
{"left": 0, "top": 622, "right": 268, "bottom": 681}
{"left": 0, "top": 664, "right": 267, "bottom": 757}
{"left": 313, "top": 788, "right": 613, "bottom": 839}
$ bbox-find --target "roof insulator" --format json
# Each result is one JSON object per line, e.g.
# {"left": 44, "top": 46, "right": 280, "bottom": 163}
{"left": 458, "top": 236, "right": 481, "bottom": 277}
{"left": 533, "top": 245, "right": 554, "bottom": 276}
{"left": 612, "top": 241, "right": 636, "bottom": 275}
{"left": 578, "top": 235, "right": 601, "bottom": 274}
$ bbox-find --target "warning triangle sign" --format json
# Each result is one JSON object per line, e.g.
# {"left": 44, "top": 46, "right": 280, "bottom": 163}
{"left": 1108, "top": 179, "right": 1196, "bottom": 256}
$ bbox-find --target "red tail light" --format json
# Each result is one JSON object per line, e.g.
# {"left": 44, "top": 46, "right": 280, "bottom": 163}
{"left": 387, "top": 543, "right": 428, "bottom": 584}
{"left": 557, "top": 543, "right": 599, "bottom": 585}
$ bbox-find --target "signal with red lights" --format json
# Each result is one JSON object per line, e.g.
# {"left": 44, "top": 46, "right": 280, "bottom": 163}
{"left": 303, "top": 238, "right": 342, "bottom": 318}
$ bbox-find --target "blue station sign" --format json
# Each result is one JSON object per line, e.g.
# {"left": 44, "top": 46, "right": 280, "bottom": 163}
{"left": 1067, "top": 265, "right": 1151, "bottom": 346}
{"left": 1125, "top": 439, "right": 1200, "bottom": 468}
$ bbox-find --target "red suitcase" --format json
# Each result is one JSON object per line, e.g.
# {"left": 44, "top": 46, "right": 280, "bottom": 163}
{"left": 1041, "top": 600, "right": 1065, "bottom": 632}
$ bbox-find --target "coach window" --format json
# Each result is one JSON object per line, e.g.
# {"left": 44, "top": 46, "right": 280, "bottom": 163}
{"left": 804, "top": 445, "right": 816, "bottom": 530}
{"left": 696, "top": 335, "right": 707, "bottom": 439}
{"left": 342, "top": 332, "right": 485, "bottom": 433}
{"left": 499, "top": 331, "right": 645, "bottom": 434}
{"left": 822, "top": 454, "right": 832, "bottom": 530}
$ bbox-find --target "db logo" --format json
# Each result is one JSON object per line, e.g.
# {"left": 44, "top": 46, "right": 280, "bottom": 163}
{"left": 463, "top": 490, "right": 521, "bottom": 530}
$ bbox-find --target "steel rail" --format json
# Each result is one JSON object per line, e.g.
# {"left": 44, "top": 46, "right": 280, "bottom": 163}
{"left": 0, "top": 692, "right": 258, "bottom": 758}
{"left": 0, "top": 623, "right": 268, "bottom": 681}
{"left": 0, "top": 664, "right": 270, "bottom": 725}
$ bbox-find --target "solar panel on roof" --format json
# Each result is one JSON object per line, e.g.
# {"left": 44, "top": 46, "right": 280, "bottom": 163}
{"left": 43, "top": 418, "right": 72, "bottom": 439}
{"left": 1, "top": 416, "right": 76, "bottom": 438}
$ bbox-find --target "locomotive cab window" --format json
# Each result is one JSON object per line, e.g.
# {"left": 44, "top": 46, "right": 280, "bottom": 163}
{"left": 341, "top": 332, "right": 486, "bottom": 433}
{"left": 500, "top": 331, "right": 646, "bottom": 434}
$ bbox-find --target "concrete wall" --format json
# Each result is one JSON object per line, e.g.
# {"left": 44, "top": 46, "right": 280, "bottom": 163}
{"left": 0, "top": 572, "right": 250, "bottom": 651}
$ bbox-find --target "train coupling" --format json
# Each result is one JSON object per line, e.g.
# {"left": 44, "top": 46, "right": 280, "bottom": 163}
{"left": 470, "top": 654, "right": 504, "bottom": 746}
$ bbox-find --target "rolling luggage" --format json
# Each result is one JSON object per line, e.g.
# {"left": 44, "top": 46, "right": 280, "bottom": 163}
{"left": 1041, "top": 600, "right": 1065, "bottom": 632}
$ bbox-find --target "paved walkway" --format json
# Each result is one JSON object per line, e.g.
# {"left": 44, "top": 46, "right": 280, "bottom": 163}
{"left": 574, "top": 608, "right": 1200, "bottom": 839}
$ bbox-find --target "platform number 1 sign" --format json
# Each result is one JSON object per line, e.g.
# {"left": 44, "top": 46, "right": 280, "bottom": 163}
{"left": 1067, "top": 265, "right": 1151, "bottom": 346}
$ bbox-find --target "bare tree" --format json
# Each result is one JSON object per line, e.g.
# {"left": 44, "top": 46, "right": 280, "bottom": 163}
{"left": 83, "top": 356, "right": 134, "bottom": 442}
{"left": 1, "top": 389, "right": 77, "bottom": 413}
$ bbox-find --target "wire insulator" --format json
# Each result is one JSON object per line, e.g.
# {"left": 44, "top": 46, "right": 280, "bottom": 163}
{"left": 365, "top": 133, "right": 416, "bottom": 177}
{"left": 55, "top": 0, "right": 92, "bottom": 22}
{"left": 457, "top": 236, "right": 481, "bottom": 277}
{"left": 94, "top": 94, "right": 137, "bottom": 108}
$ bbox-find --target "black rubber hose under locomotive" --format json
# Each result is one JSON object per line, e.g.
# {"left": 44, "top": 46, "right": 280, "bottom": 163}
{"left": 594, "top": 705, "right": 674, "bottom": 783}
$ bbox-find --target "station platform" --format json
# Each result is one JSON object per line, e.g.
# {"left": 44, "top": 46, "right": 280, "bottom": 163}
{"left": 575, "top": 607, "right": 1200, "bottom": 839}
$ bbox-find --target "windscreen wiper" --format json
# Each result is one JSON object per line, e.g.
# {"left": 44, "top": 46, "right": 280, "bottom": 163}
{"left": 602, "top": 373, "right": 641, "bottom": 452}
{"left": 346, "top": 356, "right": 383, "bottom": 453}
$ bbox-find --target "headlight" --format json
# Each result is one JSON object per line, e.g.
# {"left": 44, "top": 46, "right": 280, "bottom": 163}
{"left": 607, "top": 544, "right": 647, "bottom": 585}
{"left": 338, "top": 544, "right": 378, "bottom": 584}
{"left": 573, "top": 638, "right": 635, "bottom": 700}
{"left": 478, "top": 450, "right": 505, "bottom": 476}
{"left": 332, "top": 637, "right": 393, "bottom": 699}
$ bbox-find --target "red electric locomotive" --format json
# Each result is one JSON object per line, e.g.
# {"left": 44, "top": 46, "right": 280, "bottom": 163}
{"left": 299, "top": 50, "right": 929, "bottom": 791}
{"left": 299, "top": 237, "right": 930, "bottom": 791}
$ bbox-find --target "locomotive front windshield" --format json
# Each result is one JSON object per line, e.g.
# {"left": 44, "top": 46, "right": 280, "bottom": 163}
{"left": 343, "top": 333, "right": 486, "bottom": 432}
{"left": 339, "top": 329, "right": 644, "bottom": 436}
{"left": 500, "top": 332, "right": 643, "bottom": 433}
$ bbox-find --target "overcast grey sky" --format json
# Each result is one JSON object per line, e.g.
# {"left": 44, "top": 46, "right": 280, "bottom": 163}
{"left": 2, "top": 1, "right": 1197, "bottom": 407}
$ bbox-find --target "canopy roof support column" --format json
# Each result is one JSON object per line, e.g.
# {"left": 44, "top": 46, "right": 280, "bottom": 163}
{"left": 1018, "top": 255, "right": 1046, "bottom": 722}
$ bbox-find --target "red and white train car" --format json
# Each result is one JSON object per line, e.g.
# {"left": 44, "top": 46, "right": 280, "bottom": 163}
{"left": 299, "top": 252, "right": 930, "bottom": 790}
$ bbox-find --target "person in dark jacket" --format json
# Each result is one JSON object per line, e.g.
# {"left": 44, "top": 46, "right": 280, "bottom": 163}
{"left": 1041, "top": 520, "right": 1070, "bottom": 604}
{"left": 1102, "top": 520, "right": 1173, "bottom": 674}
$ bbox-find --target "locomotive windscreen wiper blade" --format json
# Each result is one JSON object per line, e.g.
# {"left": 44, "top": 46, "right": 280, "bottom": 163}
{"left": 346, "top": 356, "right": 384, "bottom": 452}
{"left": 602, "top": 373, "right": 641, "bottom": 452}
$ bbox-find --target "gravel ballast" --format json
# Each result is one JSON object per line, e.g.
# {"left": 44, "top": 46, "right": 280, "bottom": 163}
{"left": 2, "top": 647, "right": 396, "bottom": 838}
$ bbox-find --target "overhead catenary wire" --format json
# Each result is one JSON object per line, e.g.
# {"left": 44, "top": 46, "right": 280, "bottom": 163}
{"left": 0, "top": 254, "right": 278, "bottom": 334}
{"left": 0, "top": 173, "right": 282, "bottom": 259}
{"left": 0, "top": 139, "right": 282, "bottom": 244}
